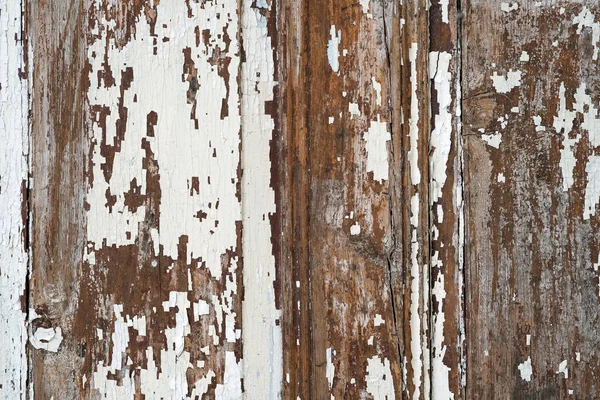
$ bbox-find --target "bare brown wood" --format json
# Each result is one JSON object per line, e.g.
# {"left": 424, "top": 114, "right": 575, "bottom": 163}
{"left": 463, "top": 1, "right": 600, "bottom": 397}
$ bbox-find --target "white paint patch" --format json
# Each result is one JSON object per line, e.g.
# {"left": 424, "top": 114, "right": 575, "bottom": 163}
{"left": 573, "top": 7, "right": 600, "bottom": 61}
{"left": 374, "top": 314, "right": 385, "bottom": 327}
{"left": 350, "top": 222, "right": 361, "bottom": 235}
{"left": 497, "top": 173, "right": 506, "bottom": 183}
{"left": 511, "top": 106, "right": 520, "bottom": 113}
{"left": 87, "top": 0, "right": 241, "bottom": 276}
{"left": 359, "top": 0, "right": 372, "bottom": 18}
{"left": 363, "top": 115, "right": 391, "bottom": 182}
{"left": 366, "top": 356, "right": 395, "bottom": 399}
{"left": 491, "top": 70, "right": 522, "bottom": 93}
{"left": 557, "top": 360, "right": 568, "bottom": 378}
{"left": 520, "top": 51, "right": 530, "bottom": 62}
{"left": 240, "top": 1, "right": 283, "bottom": 397}
{"left": 584, "top": 156, "right": 600, "bottom": 220}
{"left": 429, "top": 51, "right": 453, "bottom": 204}
{"left": 552, "top": 82, "right": 600, "bottom": 218}
{"left": 349, "top": 102, "right": 361, "bottom": 118}
{"left": 533, "top": 115, "right": 546, "bottom": 132}
{"left": 327, "top": 25, "right": 341, "bottom": 73}
{"left": 481, "top": 133, "right": 502, "bottom": 149}
{"left": 431, "top": 252, "right": 453, "bottom": 400}
{"left": 372, "top": 77, "right": 382, "bottom": 106}
{"left": 30, "top": 327, "right": 63, "bottom": 352}
{"left": 440, "top": 0, "right": 450, "bottom": 23}
{"left": 501, "top": 2, "right": 519, "bottom": 12}
{"left": 0, "top": 0, "right": 28, "bottom": 397}
{"left": 326, "top": 348, "right": 335, "bottom": 394}
{"left": 518, "top": 357, "right": 533, "bottom": 382}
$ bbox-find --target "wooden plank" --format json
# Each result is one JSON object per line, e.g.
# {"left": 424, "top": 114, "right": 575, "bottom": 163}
{"left": 0, "top": 0, "right": 29, "bottom": 398}
{"left": 463, "top": 1, "right": 600, "bottom": 397}
{"left": 428, "top": 0, "right": 465, "bottom": 398}
{"left": 29, "top": 0, "right": 282, "bottom": 397}
{"left": 277, "top": 0, "right": 434, "bottom": 398}
{"left": 280, "top": 0, "right": 399, "bottom": 397}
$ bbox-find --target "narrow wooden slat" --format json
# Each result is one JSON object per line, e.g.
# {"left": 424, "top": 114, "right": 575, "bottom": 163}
{"left": 463, "top": 1, "right": 600, "bottom": 397}
{"left": 429, "top": 1, "right": 465, "bottom": 398}
{"left": 0, "top": 0, "right": 28, "bottom": 397}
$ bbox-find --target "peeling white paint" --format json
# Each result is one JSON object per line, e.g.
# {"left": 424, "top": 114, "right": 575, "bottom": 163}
{"left": 366, "top": 355, "right": 395, "bottom": 399}
{"left": 0, "top": 0, "right": 28, "bottom": 397}
{"left": 363, "top": 115, "right": 391, "bottom": 182}
{"left": 30, "top": 327, "right": 63, "bottom": 352}
{"left": 552, "top": 81, "right": 600, "bottom": 219}
{"left": 326, "top": 348, "right": 335, "bottom": 394}
{"left": 481, "top": 133, "right": 502, "bottom": 149}
{"left": 374, "top": 314, "right": 385, "bottom": 327}
{"left": 501, "top": 2, "right": 519, "bottom": 12}
{"left": 349, "top": 102, "right": 361, "bottom": 118}
{"left": 584, "top": 156, "right": 600, "bottom": 220}
{"left": 431, "top": 252, "right": 453, "bottom": 400}
{"left": 429, "top": 51, "right": 453, "bottom": 204}
{"left": 327, "top": 25, "right": 341, "bottom": 73}
{"left": 87, "top": 0, "right": 241, "bottom": 277}
{"left": 557, "top": 360, "right": 568, "bottom": 379}
{"left": 359, "top": 0, "right": 372, "bottom": 18}
{"left": 520, "top": 51, "right": 529, "bottom": 62}
{"left": 372, "top": 77, "right": 382, "bottom": 106}
{"left": 573, "top": 7, "right": 600, "bottom": 61}
{"left": 440, "top": 0, "right": 450, "bottom": 23}
{"left": 240, "top": 1, "right": 283, "bottom": 397}
{"left": 518, "top": 357, "right": 533, "bottom": 382}
{"left": 350, "top": 222, "right": 361, "bottom": 235}
{"left": 491, "top": 70, "right": 522, "bottom": 93}
{"left": 497, "top": 173, "right": 506, "bottom": 183}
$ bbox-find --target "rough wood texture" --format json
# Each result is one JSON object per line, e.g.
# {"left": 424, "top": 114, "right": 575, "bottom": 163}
{"left": 463, "top": 1, "right": 600, "bottom": 397}
{"left": 29, "top": 0, "right": 281, "bottom": 397}
{"left": 2, "top": 0, "right": 600, "bottom": 398}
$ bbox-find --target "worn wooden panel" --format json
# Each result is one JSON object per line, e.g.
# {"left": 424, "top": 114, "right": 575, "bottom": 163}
{"left": 0, "top": 0, "right": 28, "bottom": 397}
{"left": 28, "top": 0, "right": 281, "bottom": 398}
{"left": 463, "top": 0, "right": 600, "bottom": 397}
{"left": 278, "top": 0, "right": 411, "bottom": 398}
{"left": 6, "top": 0, "right": 600, "bottom": 398}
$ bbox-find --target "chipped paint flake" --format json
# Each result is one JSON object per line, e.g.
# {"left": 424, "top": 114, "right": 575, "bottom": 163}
{"left": 501, "top": 2, "right": 519, "bottom": 12}
{"left": 328, "top": 25, "right": 341, "bottom": 73}
{"left": 366, "top": 355, "right": 395, "bottom": 399}
{"left": 326, "top": 348, "right": 335, "bottom": 394}
{"left": 481, "top": 133, "right": 502, "bottom": 149}
{"left": 349, "top": 102, "right": 361, "bottom": 118}
{"left": 491, "top": 70, "right": 522, "bottom": 93}
{"left": 30, "top": 327, "right": 63, "bottom": 353}
{"left": 363, "top": 115, "right": 391, "bottom": 182}
{"left": 372, "top": 77, "right": 382, "bottom": 106}
{"left": 557, "top": 360, "right": 569, "bottom": 379}
{"left": 518, "top": 357, "right": 533, "bottom": 382}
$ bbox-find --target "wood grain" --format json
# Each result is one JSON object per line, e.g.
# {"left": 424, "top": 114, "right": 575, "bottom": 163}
{"left": 463, "top": 1, "right": 600, "bottom": 397}
{"left": 3, "top": 0, "right": 600, "bottom": 398}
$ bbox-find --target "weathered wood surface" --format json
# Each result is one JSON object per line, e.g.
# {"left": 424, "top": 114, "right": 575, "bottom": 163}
{"left": 1, "top": 0, "right": 600, "bottom": 398}
{"left": 463, "top": 1, "right": 600, "bottom": 397}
